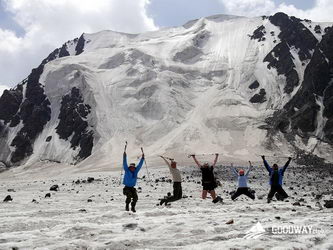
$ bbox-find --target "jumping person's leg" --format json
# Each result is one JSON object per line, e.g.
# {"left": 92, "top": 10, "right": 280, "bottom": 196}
{"left": 123, "top": 187, "right": 131, "bottom": 211}
{"left": 131, "top": 188, "right": 138, "bottom": 212}
{"left": 210, "top": 189, "right": 217, "bottom": 200}
{"left": 244, "top": 188, "right": 255, "bottom": 200}
{"left": 231, "top": 188, "right": 242, "bottom": 200}
{"left": 276, "top": 186, "right": 288, "bottom": 200}
{"left": 267, "top": 186, "right": 278, "bottom": 203}
{"left": 202, "top": 190, "right": 208, "bottom": 199}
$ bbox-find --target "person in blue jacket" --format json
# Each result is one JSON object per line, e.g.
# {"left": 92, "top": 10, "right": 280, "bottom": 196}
{"left": 231, "top": 161, "right": 255, "bottom": 200}
{"left": 261, "top": 155, "right": 292, "bottom": 203}
{"left": 123, "top": 151, "right": 144, "bottom": 212}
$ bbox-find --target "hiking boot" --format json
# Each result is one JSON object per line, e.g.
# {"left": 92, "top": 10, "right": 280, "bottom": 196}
{"left": 212, "top": 196, "right": 223, "bottom": 203}
{"left": 160, "top": 199, "right": 166, "bottom": 206}
{"left": 125, "top": 203, "right": 130, "bottom": 211}
{"left": 131, "top": 206, "right": 136, "bottom": 213}
{"left": 267, "top": 198, "right": 272, "bottom": 204}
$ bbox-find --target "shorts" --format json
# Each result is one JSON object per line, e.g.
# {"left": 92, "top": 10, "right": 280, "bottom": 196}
{"left": 202, "top": 182, "right": 217, "bottom": 191}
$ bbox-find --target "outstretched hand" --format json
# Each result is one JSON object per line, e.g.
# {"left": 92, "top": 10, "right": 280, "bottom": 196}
{"left": 288, "top": 157, "right": 292, "bottom": 161}
{"left": 123, "top": 151, "right": 126, "bottom": 156}
{"left": 261, "top": 155, "right": 265, "bottom": 160}
{"left": 142, "top": 153, "right": 145, "bottom": 159}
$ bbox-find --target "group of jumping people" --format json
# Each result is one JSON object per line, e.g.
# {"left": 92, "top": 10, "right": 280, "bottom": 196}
{"left": 122, "top": 148, "right": 292, "bottom": 212}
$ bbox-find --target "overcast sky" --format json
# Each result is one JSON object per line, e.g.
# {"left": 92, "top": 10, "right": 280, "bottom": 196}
{"left": 0, "top": 0, "right": 331, "bottom": 93}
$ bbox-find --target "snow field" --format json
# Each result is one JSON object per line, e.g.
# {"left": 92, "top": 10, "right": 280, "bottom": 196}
{"left": 0, "top": 163, "right": 332, "bottom": 249}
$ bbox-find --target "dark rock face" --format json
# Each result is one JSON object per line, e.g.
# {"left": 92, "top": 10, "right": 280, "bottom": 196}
{"left": 268, "top": 26, "right": 333, "bottom": 143}
{"left": 264, "top": 12, "right": 318, "bottom": 94}
{"left": 75, "top": 34, "right": 85, "bottom": 55}
{"left": 250, "top": 25, "right": 266, "bottom": 41}
{"left": 250, "top": 88, "right": 267, "bottom": 103}
{"left": 56, "top": 87, "right": 93, "bottom": 160}
{"left": 269, "top": 13, "right": 317, "bottom": 61}
{"left": 264, "top": 42, "right": 299, "bottom": 94}
{"left": 249, "top": 80, "right": 259, "bottom": 89}
{"left": 0, "top": 84, "right": 23, "bottom": 125}
{"left": 0, "top": 39, "right": 72, "bottom": 163}
{"left": 10, "top": 66, "right": 52, "bottom": 163}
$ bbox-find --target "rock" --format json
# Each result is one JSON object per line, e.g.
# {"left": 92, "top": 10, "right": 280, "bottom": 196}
{"left": 45, "top": 193, "right": 51, "bottom": 198}
{"left": 293, "top": 201, "right": 301, "bottom": 206}
{"left": 7, "top": 189, "right": 15, "bottom": 192}
{"left": 123, "top": 223, "right": 138, "bottom": 230}
{"left": 79, "top": 209, "right": 87, "bottom": 212}
{"left": 226, "top": 219, "right": 234, "bottom": 225}
{"left": 75, "top": 179, "right": 80, "bottom": 184}
{"left": 315, "top": 194, "right": 323, "bottom": 200}
{"left": 249, "top": 80, "right": 260, "bottom": 89}
{"left": 275, "top": 216, "right": 281, "bottom": 220}
{"left": 3, "top": 195, "right": 13, "bottom": 202}
{"left": 32, "top": 199, "right": 37, "bottom": 203}
{"left": 324, "top": 200, "right": 333, "bottom": 208}
{"left": 87, "top": 199, "right": 92, "bottom": 202}
{"left": 55, "top": 87, "right": 93, "bottom": 159}
{"left": 250, "top": 25, "right": 266, "bottom": 41}
{"left": 250, "top": 88, "right": 267, "bottom": 103}
{"left": 50, "top": 184, "right": 59, "bottom": 191}
{"left": 87, "top": 177, "right": 94, "bottom": 183}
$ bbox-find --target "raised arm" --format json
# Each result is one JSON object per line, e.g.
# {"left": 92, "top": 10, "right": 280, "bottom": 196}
{"left": 123, "top": 152, "right": 129, "bottom": 171}
{"left": 212, "top": 153, "right": 219, "bottom": 167}
{"left": 136, "top": 153, "right": 145, "bottom": 172}
{"left": 261, "top": 155, "right": 272, "bottom": 173}
{"left": 231, "top": 163, "right": 238, "bottom": 177}
{"left": 191, "top": 155, "right": 201, "bottom": 168}
{"left": 159, "top": 155, "right": 171, "bottom": 168}
{"left": 282, "top": 157, "right": 292, "bottom": 173}
{"left": 246, "top": 161, "right": 253, "bottom": 176}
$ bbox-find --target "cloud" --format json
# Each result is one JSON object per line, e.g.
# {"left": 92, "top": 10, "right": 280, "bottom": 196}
{"left": 277, "top": 0, "right": 333, "bottom": 22}
{"left": 220, "top": 0, "right": 333, "bottom": 22}
{"left": 0, "top": 0, "right": 157, "bottom": 87}
{"left": 220, "top": 0, "right": 276, "bottom": 17}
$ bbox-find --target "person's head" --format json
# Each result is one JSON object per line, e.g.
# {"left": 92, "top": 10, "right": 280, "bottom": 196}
{"left": 203, "top": 162, "right": 209, "bottom": 168}
{"left": 273, "top": 164, "right": 279, "bottom": 170}
{"left": 239, "top": 169, "right": 245, "bottom": 176}
{"left": 171, "top": 161, "right": 177, "bottom": 168}
{"left": 129, "top": 163, "right": 136, "bottom": 172}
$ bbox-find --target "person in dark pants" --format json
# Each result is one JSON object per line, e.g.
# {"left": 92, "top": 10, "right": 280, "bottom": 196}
{"left": 261, "top": 155, "right": 292, "bottom": 203}
{"left": 190, "top": 154, "right": 221, "bottom": 203}
{"left": 159, "top": 156, "right": 182, "bottom": 205}
{"left": 231, "top": 162, "right": 255, "bottom": 200}
{"left": 123, "top": 151, "right": 144, "bottom": 212}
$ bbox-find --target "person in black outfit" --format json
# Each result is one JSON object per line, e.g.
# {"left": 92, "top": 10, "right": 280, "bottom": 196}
{"left": 261, "top": 155, "right": 292, "bottom": 203}
{"left": 190, "top": 154, "right": 221, "bottom": 202}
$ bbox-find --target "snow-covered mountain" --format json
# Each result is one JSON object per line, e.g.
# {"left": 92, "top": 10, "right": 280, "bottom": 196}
{"left": 0, "top": 12, "right": 332, "bottom": 168}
